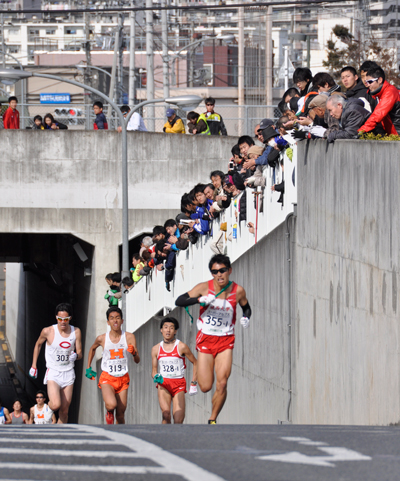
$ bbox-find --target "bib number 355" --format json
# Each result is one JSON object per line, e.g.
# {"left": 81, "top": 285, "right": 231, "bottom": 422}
{"left": 205, "top": 316, "right": 226, "bottom": 327}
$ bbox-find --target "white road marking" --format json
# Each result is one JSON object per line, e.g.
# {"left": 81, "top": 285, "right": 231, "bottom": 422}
{"left": 0, "top": 447, "right": 142, "bottom": 458}
{"left": 84, "top": 425, "right": 226, "bottom": 481}
{"left": 0, "top": 463, "right": 166, "bottom": 474}
{"left": 258, "top": 437, "right": 372, "bottom": 467}
{"left": 0, "top": 438, "right": 112, "bottom": 445}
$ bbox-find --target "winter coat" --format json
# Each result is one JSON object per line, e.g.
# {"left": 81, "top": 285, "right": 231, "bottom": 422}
{"left": 327, "top": 99, "right": 371, "bottom": 142}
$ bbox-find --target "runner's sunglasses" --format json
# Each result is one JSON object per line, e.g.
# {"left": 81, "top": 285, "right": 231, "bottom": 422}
{"left": 211, "top": 267, "right": 229, "bottom": 275}
{"left": 56, "top": 316, "right": 71, "bottom": 322}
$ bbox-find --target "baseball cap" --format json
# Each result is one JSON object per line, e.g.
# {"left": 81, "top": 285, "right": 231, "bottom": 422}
{"left": 166, "top": 108, "right": 175, "bottom": 117}
{"left": 259, "top": 118, "right": 274, "bottom": 130}
{"left": 247, "top": 145, "right": 264, "bottom": 156}
{"left": 308, "top": 95, "right": 327, "bottom": 109}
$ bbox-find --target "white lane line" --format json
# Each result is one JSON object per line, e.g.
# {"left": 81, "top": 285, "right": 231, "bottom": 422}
{"left": 0, "top": 463, "right": 166, "bottom": 474}
{"left": 84, "top": 425, "right": 226, "bottom": 481}
{"left": 0, "top": 447, "right": 142, "bottom": 458}
{"left": 0, "top": 431, "right": 98, "bottom": 437}
{"left": 0, "top": 438, "right": 113, "bottom": 445}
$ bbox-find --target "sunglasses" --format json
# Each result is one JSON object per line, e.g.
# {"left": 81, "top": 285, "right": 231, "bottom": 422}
{"left": 365, "top": 78, "right": 378, "bottom": 85}
{"left": 206, "top": 103, "right": 214, "bottom": 106}
{"left": 56, "top": 316, "right": 71, "bottom": 322}
{"left": 211, "top": 267, "right": 229, "bottom": 275}
{"left": 36, "top": 396, "right": 45, "bottom": 399}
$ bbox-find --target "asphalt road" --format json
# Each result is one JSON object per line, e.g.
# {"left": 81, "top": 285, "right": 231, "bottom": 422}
{"left": 0, "top": 423, "right": 399, "bottom": 481}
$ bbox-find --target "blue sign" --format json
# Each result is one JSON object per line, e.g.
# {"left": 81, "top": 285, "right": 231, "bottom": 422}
{"left": 40, "top": 93, "right": 71, "bottom": 104}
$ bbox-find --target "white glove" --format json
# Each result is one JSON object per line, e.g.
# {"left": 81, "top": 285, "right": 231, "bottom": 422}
{"left": 69, "top": 352, "right": 77, "bottom": 362}
{"left": 108, "top": 289, "right": 115, "bottom": 297}
{"left": 189, "top": 383, "right": 198, "bottom": 396}
{"left": 44, "top": 407, "right": 54, "bottom": 423}
{"left": 240, "top": 317, "right": 250, "bottom": 329}
{"left": 199, "top": 294, "right": 215, "bottom": 306}
{"left": 29, "top": 367, "right": 38, "bottom": 378}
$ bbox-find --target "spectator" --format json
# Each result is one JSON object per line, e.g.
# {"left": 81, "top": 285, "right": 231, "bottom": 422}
{"left": 118, "top": 105, "right": 148, "bottom": 132}
{"left": 358, "top": 65, "right": 400, "bottom": 136}
{"left": 3, "top": 96, "right": 19, "bottom": 130}
{"left": 131, "top": 253, "right": 145, "bottom": 283}
{"left": 254, "top": 123, "right": 263, "bottom": 142}
{"left": 244, "top": 146, "right": 266, "bottom": 188}
{"left": 187, "top": 111, "right": 210, "bottom": 135}
{"left": 0, "top": 397, "right": 11, "bottom": 424}
{"left": 203, "top": 97, "right": 227, "bottom": 136}
{"left": 190, "top": 184, "right": 211, "bottom": 235}
{"left": 104, "top": 272, "right": 121, "bottom": 306}
{"left": 238, "top": 135, "right": 255, "bottom": 160}
{"left": 340, "top": 66, "right": 371, "bottom": 111}
{"left": 10, "top": 399, "right": 28, "bottom": 424}
{"left": 313, "top": 72, "right": 341, "bottom": 94}
{"left": 359, "top": 60, "right": 379, "bottom": 88}
{"left": 122, "top": 276, "right": 134, "bottom": 293}
{"left": 155, "top": 239, "right": 176, "bottom": 291}
{"left": 32, "top": 115, "right": 44, "bottom": 130}
{"left": 293, "top": 68, "right": 314, "bottom": 97}
{"left": 223, "top": 174, "right": 246, "bottom": 223}
{"left": 326, "top": 96, "right": 371, "bottom": 142}
{"left": 93, "top": 101, "right": 108, "bottom": 130}
{"left": 44, "top": 113, "right": 68, "bottom": 130}
{"left": 141, "top": 250, "right": 154, "bottom": 273}
{"left": 163, "top": 108, "right": 185, "bottom": 134}
{"left": 243, "top": 126, "right": 276, "bottom": 170}
{"left": 139, "top": 236, "right": 153, "bottom": 257}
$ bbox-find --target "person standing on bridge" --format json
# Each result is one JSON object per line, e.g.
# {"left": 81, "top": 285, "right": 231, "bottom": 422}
{"left": 151, "top": 317, "right": 198, "bottom": 424}
{"left": 175, "top": 254, "right": 251, "bottom": 424}
{"left": 29, "top": 303, "right": 82, "bottom": 424}
{"left": 0, "top": 398, "right": 11, "bottom": 424}
{"left": 86, "top": 307, "right": 140, "bottom": 425}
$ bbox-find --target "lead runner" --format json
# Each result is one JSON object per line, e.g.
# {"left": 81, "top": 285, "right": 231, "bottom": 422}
{"left": 175, "top": 254, "right": 251, "bottom": 424}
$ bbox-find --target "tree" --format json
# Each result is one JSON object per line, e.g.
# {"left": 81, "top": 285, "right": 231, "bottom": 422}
{"left": 323, "top": 25, "right": 400, "bottom": 85}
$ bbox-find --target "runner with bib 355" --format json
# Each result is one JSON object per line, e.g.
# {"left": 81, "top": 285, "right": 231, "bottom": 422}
{"left": 175, "top": 254, "right": 251, "bottom": 424}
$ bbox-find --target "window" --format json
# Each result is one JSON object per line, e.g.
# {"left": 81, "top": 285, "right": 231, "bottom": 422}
{"left": 46, "top": 29, "right": 56, "bottom": 35}
{"left": 8, "top": 28, "right": 20, "bottom": 35}
{"left": 8, "top": 45, "right": 19, "bottom": 53}
{"left": 65, "top": 28, "right": 77, "bottom": 34}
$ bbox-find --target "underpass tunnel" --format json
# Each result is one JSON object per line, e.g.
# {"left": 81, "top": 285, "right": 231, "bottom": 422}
{"left": 1, "top": 233, "right": 93, "bottom": 423}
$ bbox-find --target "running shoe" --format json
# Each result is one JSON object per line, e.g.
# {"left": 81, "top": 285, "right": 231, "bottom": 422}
{"left": 208, "top": 420, "right": 217, "bottom": 424}
{"left": 106, "top": 411, "right": 114, "bottom": 425}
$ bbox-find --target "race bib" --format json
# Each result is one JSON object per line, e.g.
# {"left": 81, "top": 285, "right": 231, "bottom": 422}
{"left": 106, "top": 358, "right": 128, "bottom": 377}
{"left": 199, "top": 299, "right": 234, "bottom": 336}
{"left": 54, "top": 348, "right": 72, "bottom": 367}
{"left": 158, "top": 358, "right": 184, "bottom": 379}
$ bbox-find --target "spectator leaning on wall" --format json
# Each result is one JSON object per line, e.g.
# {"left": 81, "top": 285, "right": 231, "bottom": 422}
{"left": 3, "top": 96, "right": 19, "bottom": 129}
{"left": 163, "top": 109, "right": 185, "bottom": 134}
{"left": 326, "top": 96, "right": 371, "bottom": 142}
{"left": 187, "top": 111, "right": 210, "bottom": 135}
{"left": 203, "top": 97, "right": 227, "bottom": 136}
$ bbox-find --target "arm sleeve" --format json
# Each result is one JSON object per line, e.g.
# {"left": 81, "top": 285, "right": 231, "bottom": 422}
{"left": 241, "top": 301, "right": 252, "bottom": 318}
{"left": 166, "top": 119, "right": 185, "bottom": 134}
{"left": 3, "top": 109, "right": 10, "bottom": 129}
{"left": 328, "top": 111, "right": 366, "bottom": 142}
{"left": 196, "top": 120, "right": 209, "bottom": 134}
{"left": 255, "top": 146, "right": 272, "bottom": 166}
{"left": 175, "top": 292, "right": 199, "bottom": 307}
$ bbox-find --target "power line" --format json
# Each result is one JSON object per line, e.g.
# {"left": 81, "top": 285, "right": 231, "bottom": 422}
{"left": 10, "top": 0, "right": 357, "bottom": 16}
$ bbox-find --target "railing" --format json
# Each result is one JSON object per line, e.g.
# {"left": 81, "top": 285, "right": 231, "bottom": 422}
{"left": 14, "top": 103, "right": 281, "bottom": 135}
{"left": 125, "top": 145, "right": 297, "bottom": 333}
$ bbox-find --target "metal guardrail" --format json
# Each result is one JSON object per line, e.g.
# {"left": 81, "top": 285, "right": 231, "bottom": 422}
{"left": 125, "top": 144, "right": 297, "bottom": 333}
{"left": 13, "top": 103, "right": 281, "bottom": 135}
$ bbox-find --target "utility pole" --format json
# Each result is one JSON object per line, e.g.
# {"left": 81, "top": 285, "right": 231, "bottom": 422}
{"left": 129, "top": 1, "right": 136, "bottom": 106}
{"left": 117, "top": 14, "right": 124, "bottom": 105}
{"left": 84, "top": 0, "right": 92, "bottom": 129}
{"left": 161, "top": 0, "right": 170, "bottom": 104}
{"left": 110, "top": 27, "right": 119, "bottom": 104}
{"left": 189, "top": 21, "right": 194, "bottom": 88}
{"left": 265, "top": 5, "right": 273, "bottom": 118}
{"left": 1, "top": 15, "right": 5, "bottom": 68}
{"left": 238, "top": 7, "right": 245, "bottom": 135}
{"left": 146, "top": 0, "right": 155, "bottom": 131}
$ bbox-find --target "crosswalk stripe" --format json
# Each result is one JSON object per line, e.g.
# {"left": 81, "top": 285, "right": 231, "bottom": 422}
{"left": 0, "top": 463, "right": 167, "bottom": 474}
{"left": 0, "top": 448, "right": 142, "bottom": 458}
{"left": 0, "top": 438, "right": 113, "bottom": 446}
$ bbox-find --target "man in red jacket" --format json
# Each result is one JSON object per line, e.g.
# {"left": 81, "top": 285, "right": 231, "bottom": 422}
{"left": 3, "top": 96, "right": 19, "bottom": 129}
{"left": 358, "top": 65, "right": 400, "bottom": 135}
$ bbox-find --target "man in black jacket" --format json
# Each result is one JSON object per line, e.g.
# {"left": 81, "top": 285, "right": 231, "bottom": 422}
{"left": 326, "top": 96, "right": 370, "bottom": 142}
{"left": 341, "top": 66, "right": 373, "bottom": 111}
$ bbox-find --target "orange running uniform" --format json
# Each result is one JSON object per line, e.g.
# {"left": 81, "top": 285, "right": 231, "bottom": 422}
{"left": 98, "top": 331, "right": 130, "bottom": 393}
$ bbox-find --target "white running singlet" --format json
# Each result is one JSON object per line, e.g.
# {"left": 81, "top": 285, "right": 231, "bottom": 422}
{"left": 34, "top": 404, "right": 52, "bottom": 424}
{"left": 101, "top": 331, "right": 129, "bottom": 377}
{"left": 157, "top": 340, "right": 186, "bottom": 379}
{"left": 197, "top": 280, "right": 238, "bottom": 336}
{"left": 45, "top": 325, "right": 76, "bottom": 372}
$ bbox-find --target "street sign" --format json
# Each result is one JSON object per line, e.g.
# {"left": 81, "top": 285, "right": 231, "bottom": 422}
{"left": 40, "top": 93, "right": 71, "bottom": 104}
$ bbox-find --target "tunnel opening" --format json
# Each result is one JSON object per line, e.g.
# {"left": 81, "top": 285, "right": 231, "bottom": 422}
{"left": 0, "top": 233, "right": 93, "bottom": 423}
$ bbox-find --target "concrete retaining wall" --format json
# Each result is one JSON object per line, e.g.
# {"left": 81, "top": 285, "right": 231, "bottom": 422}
{"left": 125, "top": 220, "right": 295, "bottom": 424}
{"left": 294, "top": 140, "right": 400, "bottom": 425}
